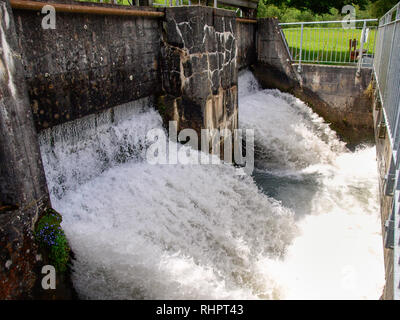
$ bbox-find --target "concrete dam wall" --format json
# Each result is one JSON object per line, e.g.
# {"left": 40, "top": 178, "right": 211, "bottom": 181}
{"left": 0, "top": 1, "right": 257, "bottom": 299}
{"left": 13, "top": 2, "right": 257, "bottom": 133}
{"left": 0, "top": 0, "right": 379, "bottom": 299}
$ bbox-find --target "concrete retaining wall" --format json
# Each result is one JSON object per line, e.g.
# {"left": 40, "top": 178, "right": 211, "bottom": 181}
{"left": 13, "top": 1, "right": 162, "bottom": 131}
{"left": 372, "top": 82, "right": 395, "bottom": 299}
{"left": 298, "top": 64, "right": 373, "bottom": 144}
{"left": 254, "top": 17, "right": 374, "bottom": 145}
{"left": 236, "top": 20, "right": 256, "bottom": 70}
{"left": 0, "top": 0, "right": 50, "bottom": 299}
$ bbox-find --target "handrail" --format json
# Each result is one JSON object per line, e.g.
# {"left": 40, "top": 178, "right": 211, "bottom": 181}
{"left": 236, "top": 18, "right": 257, "bottom": 24}
{"left": 278, "top": 18, "right": 378, "bottom": 71}
{"left": 10, "top": 0, "right": 165, "bottom": 18}
{"left": 279, "top": 19, "right": 378, "bottom": 26}
{"left": 10, "top": 1, "right": 258, "bottom": 23}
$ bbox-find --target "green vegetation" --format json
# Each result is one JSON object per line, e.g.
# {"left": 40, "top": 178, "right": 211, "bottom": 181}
{"left": 257, "top": 0, "right": 398, "bottom": 22}
{"left": 258, "top": 2, "right": 369, "bottom": 21}
{"left": 257, "top": 0, "right": 398, "bottom": 17}
{"left": 35, "top": 208, "right": 70, "bottom": 273}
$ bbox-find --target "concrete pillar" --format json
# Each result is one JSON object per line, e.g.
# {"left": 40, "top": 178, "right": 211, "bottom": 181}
{"left": 0, "top": 0, "right": 50, "bottom": 299}
{"left": 254, "top": 18, "right": 300, "bottom": 91}
{"left": 159, "top": 6, "right": 238, "bottom": 146}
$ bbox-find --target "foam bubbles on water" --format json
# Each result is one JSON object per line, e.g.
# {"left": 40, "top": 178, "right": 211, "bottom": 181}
{"left": 55, "top": 160, "right": 295, "bottom": 299}
{"left": 39, "top": 71, "right": 385, "bottom": 300}
{"left": 40, "top": 98, "right": 296, "bottom": 300}
{"left": 240, "top": 71, "right": 385, "bottom": 299}
{"left": 239, "top": 71, "right": 345, "bottom": 171}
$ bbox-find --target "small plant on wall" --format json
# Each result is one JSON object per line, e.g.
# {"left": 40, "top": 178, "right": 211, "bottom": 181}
{"left": 34, "top": 208, "right": 71, "bottom": 273}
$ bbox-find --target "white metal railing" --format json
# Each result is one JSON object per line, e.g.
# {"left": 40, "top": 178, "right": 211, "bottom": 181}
{"left": 152, "top": 0, "right": 194, "bottom": 6}
{"left": 279, "top": 19, "right": 378, "bottom": 72}
{"left": 152, "top": 0, "right": 242, "bottom": 9}
{"left": 373, "top": 1, "right": 400, "bottom": 300}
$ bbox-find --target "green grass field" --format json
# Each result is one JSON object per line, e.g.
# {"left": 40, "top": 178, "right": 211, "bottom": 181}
{"left": 282, "top": 27, "right": 377, "bottom": 64}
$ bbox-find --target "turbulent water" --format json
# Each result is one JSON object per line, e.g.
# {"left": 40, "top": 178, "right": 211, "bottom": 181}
{"left": 39, "top": 71, "right": 385, "bottom": 300}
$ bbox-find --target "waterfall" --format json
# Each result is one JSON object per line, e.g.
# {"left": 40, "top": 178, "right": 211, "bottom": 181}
{"left": 38, "top": 72, "right": 385, "bottom": 300}
{"left": 239, "top": 71, "right": 385, "bottom": 299}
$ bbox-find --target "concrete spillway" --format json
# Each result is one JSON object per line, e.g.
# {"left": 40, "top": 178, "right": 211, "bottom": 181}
{"left": 38, "top": 71, "right": 385, "bottom": 299}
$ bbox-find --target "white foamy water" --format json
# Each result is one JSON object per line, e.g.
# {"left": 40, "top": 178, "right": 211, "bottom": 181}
{"left": 239, "top": 70, "right": 385, "bottom": 299}
{"left": 38, "top": 72, "right": 385, "bottom": 300}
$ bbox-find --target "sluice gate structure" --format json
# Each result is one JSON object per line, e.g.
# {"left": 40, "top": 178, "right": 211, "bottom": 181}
{"left": 0, "top": 0, "right": 398, "bottom": 299}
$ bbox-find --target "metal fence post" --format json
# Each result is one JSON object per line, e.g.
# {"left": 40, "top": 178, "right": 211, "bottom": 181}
{"left": 298, "top": 23, "right": 304, "bottom": 72}
{"left": 357, "top": 20, "right": 367, "bottom": 75}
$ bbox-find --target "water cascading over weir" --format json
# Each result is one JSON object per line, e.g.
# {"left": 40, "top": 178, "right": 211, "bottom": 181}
{"left": 0, "top": 0, "right": 387, "bottom": 299}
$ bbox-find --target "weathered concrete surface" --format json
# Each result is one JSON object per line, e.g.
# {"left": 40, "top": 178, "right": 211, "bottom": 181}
{"left": 254, "top": 18, "right": 374, "bottom": 145}
{"left": 236, "top": 21, "right": 256, "bottom": 70}
{"left": 13, "top": 0, "right": 162, "bottom": 131}
{"left": 0, "top": 0, "right": 50, "bottom": 299}
{"left": 255, "top": 18, "right": 299, "bottom": 89}
{"left": 159, "top": 6, "right": 238, "bottom": 142}
{"left": 0, "top": 207, "right": 41, "bottom": 300}
{"left": 297, "top": 65, "right": 373, "bottom": 144}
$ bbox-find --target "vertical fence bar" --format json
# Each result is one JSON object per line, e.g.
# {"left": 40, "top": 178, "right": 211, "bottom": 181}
{"left": 306, "top": 29, "right": 311, "bottom": 61}
{"left": 329, "top": 28, "right": 335, "bottom": 62}
{"left": 329, "top": 28, "right": 333, "bottom": 62}
{"left": 305, "top": 28, "right": 309, "bottom": 61}
{"left": 349, "top": 27, "right": 352, "bottom": 63}
{"left": 296, "top": 28, "right": 299, "bottom": 62}
{"left": 331, "top": 27, "right": 335, "bottom": 62}
{"left": 298, "top": 23, "right": 304, "bottom": 71}
{"left": 335, "top": 27, "right": 339, "bottom": 62}
{"left": 341, "top": 27, "right": 344, "bottom": 63}
{"left": 313, "top": 27, "right": 316, "bottom": 61}
{"left": 372, "top": 27, "right": 377, "bottom": 58}
{"left": 357, "top": 20, "right": 367, "bottom": 74}
{"left": 290, "top": 29, "right": 294, "bottom": 59}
